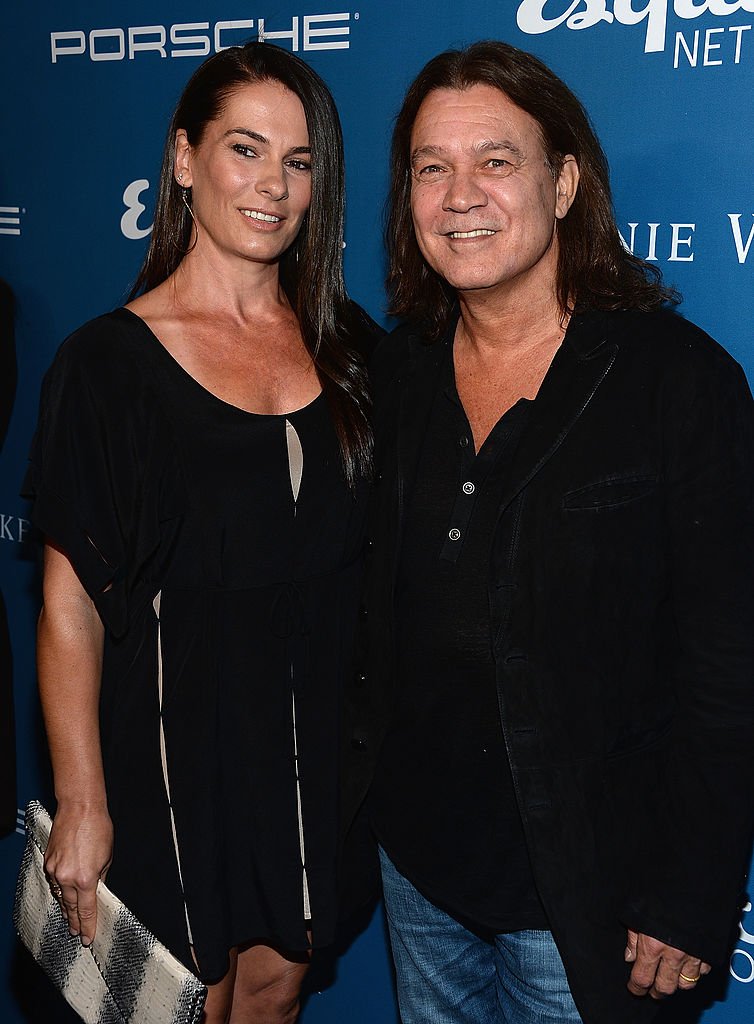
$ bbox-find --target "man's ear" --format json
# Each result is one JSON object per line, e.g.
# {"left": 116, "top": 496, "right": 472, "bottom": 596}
{"left": 555, "top": 155, "right": 579, "bottom": 220}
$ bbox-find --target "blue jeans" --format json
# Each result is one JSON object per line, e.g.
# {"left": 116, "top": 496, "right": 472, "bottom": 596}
{"left": 379, "top": 847, "right": 583, "bottom": 1024}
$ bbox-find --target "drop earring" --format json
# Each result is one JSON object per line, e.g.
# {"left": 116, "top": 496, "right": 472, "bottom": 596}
{"left": 173, "top": 172, "right": 198, "bottom": 253}
{"left": 178, "top": 175, "right": 196, "bottom": 225}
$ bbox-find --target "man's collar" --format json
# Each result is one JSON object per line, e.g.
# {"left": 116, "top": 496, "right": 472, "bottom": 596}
{"left": 562, "top": 310, "right": 612, "bottom": 361}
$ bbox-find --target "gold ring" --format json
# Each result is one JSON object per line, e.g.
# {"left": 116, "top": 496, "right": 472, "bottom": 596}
{"left": 679, "top": 972, "right": 701, "bottom": 983}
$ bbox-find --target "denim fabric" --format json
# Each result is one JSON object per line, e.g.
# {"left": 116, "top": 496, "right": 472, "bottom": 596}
{"left": 380, "top": 848, "right": 583, "bottom": 1024}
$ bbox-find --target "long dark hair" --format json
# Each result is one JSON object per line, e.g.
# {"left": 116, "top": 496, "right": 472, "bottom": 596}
{"left": 387, "top": 40, "right": 679, "bottom": 339}
{"left": 131, "top": 42, "right": 371, "bottom": 484}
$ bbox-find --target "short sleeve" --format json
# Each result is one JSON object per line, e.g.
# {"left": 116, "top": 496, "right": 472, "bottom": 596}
{"left": 22, "top": 316, "right": 185, "bottom": 637}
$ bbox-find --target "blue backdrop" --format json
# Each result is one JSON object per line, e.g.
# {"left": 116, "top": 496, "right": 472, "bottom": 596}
{"left": 1, "top": 2, "right": 753, "bottom": 1021}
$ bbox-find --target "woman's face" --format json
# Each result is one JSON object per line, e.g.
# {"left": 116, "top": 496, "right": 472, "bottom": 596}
{"left": 175, "top": 79, "right": 312, "bottom": 267}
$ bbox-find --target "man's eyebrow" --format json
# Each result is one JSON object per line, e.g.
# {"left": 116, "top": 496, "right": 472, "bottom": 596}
{"left": 224, "top": 128, "right": 310, "bottom": 154}
{"left": 410, "top": 144, "right": 444, "bottom": 165}
{"left": 410, "top": 140, "right": 524, "bottom": 164}
{"left": 477, "top": 139, "right": 524, "bottom": 160}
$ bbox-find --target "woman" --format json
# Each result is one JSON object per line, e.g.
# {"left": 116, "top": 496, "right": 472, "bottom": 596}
{"left": 24, "top": 42, "right": 377, "bottom": 1023}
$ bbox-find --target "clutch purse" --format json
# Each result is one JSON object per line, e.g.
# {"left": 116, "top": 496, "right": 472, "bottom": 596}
{"left": 13, "top": 800, "right": 207, "bottom": 1024}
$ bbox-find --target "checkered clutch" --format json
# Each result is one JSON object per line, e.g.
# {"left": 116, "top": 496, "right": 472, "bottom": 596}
{"left": 13, "top": 800, "right": 207, "bottom": 1024}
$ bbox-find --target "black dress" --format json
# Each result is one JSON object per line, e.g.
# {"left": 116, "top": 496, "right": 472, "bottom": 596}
{"left": 23, "top": 308, "right": 369, "bottom": 981}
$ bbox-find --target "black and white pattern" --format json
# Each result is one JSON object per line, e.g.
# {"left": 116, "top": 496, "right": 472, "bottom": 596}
{"left": 13, "top": 801, "right": 206, "bottom": 1024}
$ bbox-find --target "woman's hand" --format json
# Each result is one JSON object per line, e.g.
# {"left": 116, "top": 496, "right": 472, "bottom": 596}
{"left": 45, "top": 801, "right": 113, "bottom": 946}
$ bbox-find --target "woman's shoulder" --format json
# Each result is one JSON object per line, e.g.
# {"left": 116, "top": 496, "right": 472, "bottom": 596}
{"left": 37, "top": 309, "right": 167, "bottom": 437}
{"left": 56, "top": 307, "right": 145, "bottom": 359}
{"left": 48, "top": 308, "right": 154, "bottom": 393}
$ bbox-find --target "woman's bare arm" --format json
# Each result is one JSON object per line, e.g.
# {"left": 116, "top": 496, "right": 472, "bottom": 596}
{"left": 38, "top": 543, "right": 113, "bottom": 945}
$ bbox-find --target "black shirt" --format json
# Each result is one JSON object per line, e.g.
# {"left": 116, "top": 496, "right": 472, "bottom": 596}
{"left": 371, "top": 334, "right": 547, "bottom": 934}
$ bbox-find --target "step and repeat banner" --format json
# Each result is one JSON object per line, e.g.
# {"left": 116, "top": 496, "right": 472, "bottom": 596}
{"left": 1, "top": 2, "right": 753, "bottom": 1022}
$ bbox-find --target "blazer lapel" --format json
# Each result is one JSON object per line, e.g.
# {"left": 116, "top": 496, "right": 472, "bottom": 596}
{"left": 497, "top": 311, "right": 617, "bottom": 514}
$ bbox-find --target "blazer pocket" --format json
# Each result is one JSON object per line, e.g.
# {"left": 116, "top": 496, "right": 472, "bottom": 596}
{"left": 562, "top": 474, "right": 658, "bottom": 512}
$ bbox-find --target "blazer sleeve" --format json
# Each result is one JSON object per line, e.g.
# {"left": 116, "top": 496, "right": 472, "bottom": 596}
{"left": 623, "top": 333, "right": 754, "bottom": 964}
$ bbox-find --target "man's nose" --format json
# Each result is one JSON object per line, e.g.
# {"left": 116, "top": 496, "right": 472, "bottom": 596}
{"left": 442, "top": 172, "right": 487, "bottom": 213}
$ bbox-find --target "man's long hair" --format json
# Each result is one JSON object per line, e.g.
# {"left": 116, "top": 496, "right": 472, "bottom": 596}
{"left": 387, "top": 41, "right": 679, "bottom": 339}
{"left": 131, "top": 42, "right": 371, "bottom": 485}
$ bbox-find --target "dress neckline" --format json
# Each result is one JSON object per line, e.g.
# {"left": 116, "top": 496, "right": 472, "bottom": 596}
{"left": 117, "top": 306, "right": 324, "bottom": 420}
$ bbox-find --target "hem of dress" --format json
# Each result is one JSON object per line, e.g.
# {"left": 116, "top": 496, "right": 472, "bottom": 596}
{"left": 193, "top": 925, "right": 333, "bottom": 985}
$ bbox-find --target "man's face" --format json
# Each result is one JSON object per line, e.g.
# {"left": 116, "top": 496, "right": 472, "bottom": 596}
{"left": 409, "top": 84, "right": 578, "bottom": 302}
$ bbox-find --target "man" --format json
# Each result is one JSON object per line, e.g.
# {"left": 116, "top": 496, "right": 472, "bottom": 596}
{"left": 342, "top": 41, "right": 754, "bottom": 1024}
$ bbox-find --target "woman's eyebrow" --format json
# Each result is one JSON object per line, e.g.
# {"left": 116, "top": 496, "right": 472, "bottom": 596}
{"left": 224, "top": 128, "right": 310, "bottom": 154}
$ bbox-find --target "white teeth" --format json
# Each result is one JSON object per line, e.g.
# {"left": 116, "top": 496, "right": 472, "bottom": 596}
{"left": 241, "top": 210, "right": 281, "bottom": 223}
{"left": 449, "top": 229, "right": 496, "bottom": 238}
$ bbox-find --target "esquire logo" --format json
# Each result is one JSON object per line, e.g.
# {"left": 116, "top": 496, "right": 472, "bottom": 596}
{"left": 121, "top": 180, "right": 153, "bottom": 241}
{"left": 731, "top": 900, "right": 754, "bottom": 983}
{"left": 50, "top": 12, "right": 353, "bottom": 63}
{"left": 517, "top": 0, "right": 754, "bottom": 54}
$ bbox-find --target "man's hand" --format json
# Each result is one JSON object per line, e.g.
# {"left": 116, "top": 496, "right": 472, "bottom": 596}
{"left": 625, "top": 929, "right": 712, "bottom": 999}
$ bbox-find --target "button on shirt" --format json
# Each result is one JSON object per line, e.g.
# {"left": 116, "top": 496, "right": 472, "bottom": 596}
{"left": 371, "top": 337, "right": 547, "bottom": 934}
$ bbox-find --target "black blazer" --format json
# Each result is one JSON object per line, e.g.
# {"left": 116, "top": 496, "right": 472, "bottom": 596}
{"left": 343, "top": 308, "right": 754, "bottom": 1024}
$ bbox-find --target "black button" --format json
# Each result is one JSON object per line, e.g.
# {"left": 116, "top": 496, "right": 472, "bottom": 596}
{"left": 359, "top": 605, "right": 368, "bottom": 621}
{"left": 458, "top": 435, "right": 469, "bottom": 448}
{"left": 355, "top": 671, "right": 368, "bottom": 687}
{"left": 365, "top": 537, "right": 373, "bottom": 551}
{"left": 351, "top": 733, "right": 368, "bottom": 751}
{"left": 504, "top": 650, "right": 527, "bottom": 664}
